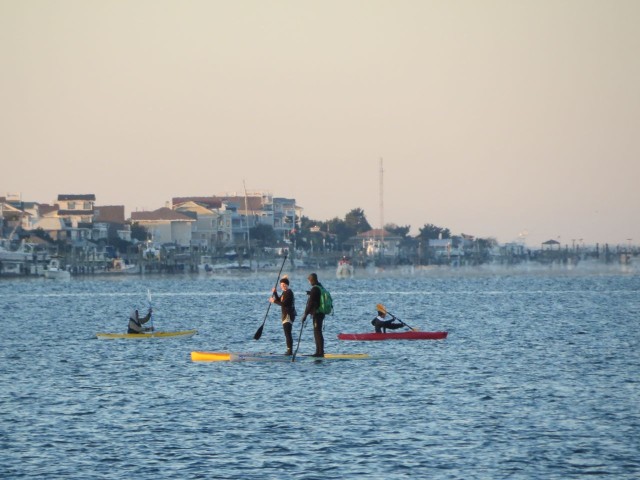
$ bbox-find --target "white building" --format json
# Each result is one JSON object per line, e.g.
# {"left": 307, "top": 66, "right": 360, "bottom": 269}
{"left": 130, "top": 207, "right": 195, "bottom": 247}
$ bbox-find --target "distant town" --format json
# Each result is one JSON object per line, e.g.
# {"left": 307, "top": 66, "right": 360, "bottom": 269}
{"left": 0, "top": 192, "right": 637, "bottom": 278}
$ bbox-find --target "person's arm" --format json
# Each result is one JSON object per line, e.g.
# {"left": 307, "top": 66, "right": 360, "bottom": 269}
{"left": 140, "top": 310, "right": 152, "bottom": 325}
{"left": 271, "top": 289, "right": 283, "bottom": 306}
{"left": 302, "top": 286, "right": 319, "bottom": 318}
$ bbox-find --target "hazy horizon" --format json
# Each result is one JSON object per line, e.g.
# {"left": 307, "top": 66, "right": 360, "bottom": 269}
{"left": 2, "top": 1, "right": 639, "bottom": 247}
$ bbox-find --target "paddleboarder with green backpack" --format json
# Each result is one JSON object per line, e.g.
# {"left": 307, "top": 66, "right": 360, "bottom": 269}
{"left": 300, "top": 272, "right": 331, "bottom": 357}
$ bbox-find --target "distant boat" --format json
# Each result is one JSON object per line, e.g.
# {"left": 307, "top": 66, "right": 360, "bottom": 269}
{"left": 0, "top": 240, "right": 43, "bottom": 276}
{"left": 201, "top": 262, "right": 251, "bottom": 273}
{"left": 104, "top": 257, "right": 138, "bottom": 274}
{"left": 198, "top": 255, "right": 251, "bottom": 273}
{"left": 336, "top": 256, "right": 354, "bottom": 278}
{"left": 0, "top": 240, "right": 35, "bottom": 262}
{"left": 198, "top": 255, "right": 215, "bottom": 273}
{"left": 44, "top": 258, "right": 71, "bottom": 280}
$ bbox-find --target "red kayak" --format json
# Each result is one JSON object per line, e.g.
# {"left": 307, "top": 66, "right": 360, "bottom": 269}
{"left": 337, "top": 331, "right": 448, "bottom": 341}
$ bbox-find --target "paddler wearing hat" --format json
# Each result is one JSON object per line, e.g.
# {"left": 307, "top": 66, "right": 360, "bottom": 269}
{"left": 371, "top": 308, "right": 404, "bottom": 333}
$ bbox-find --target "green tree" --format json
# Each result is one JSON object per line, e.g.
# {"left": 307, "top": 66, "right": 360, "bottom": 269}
{"left": 344, "top": 208, "right": 371, "bottom": 233}
{"left": 130, "top": 222, "right": 149, "bottom": 242}
{"left": 299, "top": 215, "right": 315, "bottom": 231}
{"left": 418, "top": 223, "right": 451, "bottom": 240}
{"left": 250, "top": 224, "right": 277, "bottom": 247}
{"left": 384, "top": 223, "right": 410, "bottom": 238}
{"left": 385, "top": 223, "right": 415, "bottom": 261}
{"left": 323, "top": 217, "right": 349, "bottom": 248}
{"left": 295, "top": 216, "right": 322, "bottom": 250}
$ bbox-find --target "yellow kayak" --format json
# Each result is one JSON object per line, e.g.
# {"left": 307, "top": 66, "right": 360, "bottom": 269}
{"left": 191, "top": 351, "right": 369, "bottom": 362}
{"left": 96, "top": 329, "right": 198, "bottom": 340}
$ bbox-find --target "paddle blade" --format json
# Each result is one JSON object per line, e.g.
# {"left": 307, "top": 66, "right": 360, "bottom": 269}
{"left": 253, "top": 325, "right": 264, "bottom": 340}
{"left": 376, "top": 303, "right": 387, "bottom": 314}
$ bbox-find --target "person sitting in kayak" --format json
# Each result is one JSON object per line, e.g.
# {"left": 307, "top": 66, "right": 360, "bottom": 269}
{"left": 128, "top": 308, "right": 153, "bottom": 334}
{"left": 371, "top": 309, "right": 404, "bottom": 333}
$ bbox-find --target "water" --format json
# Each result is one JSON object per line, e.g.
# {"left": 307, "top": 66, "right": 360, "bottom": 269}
{"left": 1, "top": 270, "right": 639, "bottom": 479}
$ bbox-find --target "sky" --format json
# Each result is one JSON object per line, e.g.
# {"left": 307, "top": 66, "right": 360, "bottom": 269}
{"left": 1, "top": 0, "right": 639, "bottom": 247}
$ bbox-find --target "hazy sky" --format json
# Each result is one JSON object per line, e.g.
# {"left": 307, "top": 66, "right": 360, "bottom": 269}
{"left": 2, "top": 0, "right": 639, "bottom": 246}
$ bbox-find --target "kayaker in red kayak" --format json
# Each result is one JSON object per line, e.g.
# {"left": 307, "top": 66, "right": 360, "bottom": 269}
{"left": 371, "top": 309, "right": 404, "bottom": 333}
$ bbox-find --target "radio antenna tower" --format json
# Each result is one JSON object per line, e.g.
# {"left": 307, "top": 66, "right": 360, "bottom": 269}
{"left": 379, "top": 158, "right": 384, "bottom": 232}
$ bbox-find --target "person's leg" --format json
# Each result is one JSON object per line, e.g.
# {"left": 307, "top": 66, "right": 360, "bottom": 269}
{"left": 313, "top": 314, "right": 325, "bottom": 356}
{"left": 283, "top": 322, "right": 293, "bottom": 354}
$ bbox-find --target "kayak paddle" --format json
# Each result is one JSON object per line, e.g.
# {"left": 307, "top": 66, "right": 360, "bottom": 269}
{"left": 253, "top": 253, "right": 288, "bottom": 340}
{"left": 376, "top": 303, "right": 419, "bottom": 331}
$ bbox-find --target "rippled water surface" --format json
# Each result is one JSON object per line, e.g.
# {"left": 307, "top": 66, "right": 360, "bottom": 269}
{"left": 1, "top": 270, "right": 639, "bottom": 479}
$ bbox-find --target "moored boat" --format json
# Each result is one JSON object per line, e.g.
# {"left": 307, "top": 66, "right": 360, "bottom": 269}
{"left": 96, "top": 329, "right": 198, "bottom": 340}
{"left": 336, "top": 256, "right": 354, "bottom": 278}
{"left": 44, "top": 258, "right": 71, "bottom": 280}
{"left": 337, "top": 331, "right": 448, "bottom": 341}
{"left": 191, "top": 351, "right": 369, "bottom": 362}
{"left": 100, "top": 257, "right": 138, "bottom": 274}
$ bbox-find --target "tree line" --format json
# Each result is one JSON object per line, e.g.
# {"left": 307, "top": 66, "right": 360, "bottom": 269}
{"left": 26, "top": 206, "right": 494, "bottom": 261}
{"left": 251, "top": 207, "right": 482, "bottom": 252}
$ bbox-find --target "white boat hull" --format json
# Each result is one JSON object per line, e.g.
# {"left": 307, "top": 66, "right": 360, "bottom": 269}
{"left": 44, "top": 269, "right": 71, "bottom": 280}
{"left": 336, "top": 263, "right": 354, "bottom": 278}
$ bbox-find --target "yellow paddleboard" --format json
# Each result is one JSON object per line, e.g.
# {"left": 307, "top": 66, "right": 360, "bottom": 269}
{"left": 191, "top": 351, "right": 369, "bottom": 362}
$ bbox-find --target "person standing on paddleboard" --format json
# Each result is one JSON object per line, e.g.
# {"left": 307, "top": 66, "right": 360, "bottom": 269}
{"left": 127, "top": 308, "right": 153, "bottom": 334}
{"left": 302, "top": 273, "right": 325, "bottom": 357}
{"left": 371, "top": 309, "right": 404, "bottom": 333}
{"left": 269, "top": 275, "right": 296, "bottom": 355}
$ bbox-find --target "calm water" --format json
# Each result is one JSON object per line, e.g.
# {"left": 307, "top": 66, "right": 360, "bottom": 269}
{"left": 1, "top": 269, "right": 639, "bottom": 479}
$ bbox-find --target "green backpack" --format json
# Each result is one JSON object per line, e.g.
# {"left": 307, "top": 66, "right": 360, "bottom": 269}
{"left": 314, "top": 284, "right": 334, "bottom": 315}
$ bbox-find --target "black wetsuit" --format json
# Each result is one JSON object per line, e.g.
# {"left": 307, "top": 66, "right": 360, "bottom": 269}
{"left": 303, "top": 283, "right": 325, "bottom": 356}
{"left": 272, "top": 289, "right": 296, "bottom": 354}
{"left": 371, "top": 314, "right": 404, "bottom": 333}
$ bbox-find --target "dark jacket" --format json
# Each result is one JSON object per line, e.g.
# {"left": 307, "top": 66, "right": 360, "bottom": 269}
{"left": 272, "top": 289, "right": 296, "bottom": 322}
{"left": 371, "top": 313, "right": 403, "bottom": 333}
{"left": 303, "top": 282, "right": 323, "bottom": 317}
{"left": 128, "top": 309, "right": 152, "bottom": 334}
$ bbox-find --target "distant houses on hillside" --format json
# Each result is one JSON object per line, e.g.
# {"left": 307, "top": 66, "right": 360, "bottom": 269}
{"left": 1, "top": 191, "right": 301, "bottom": 252}
{"left": 1, "top": 192, "right": 637, "bottom": 278}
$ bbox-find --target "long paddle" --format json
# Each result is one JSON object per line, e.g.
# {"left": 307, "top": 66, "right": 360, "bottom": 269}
{"left": 376, "top": 303, "right": 418, "bottom": 331}
{"left": 253, "top": 254, "right": 288, "bottom": 340}
{"left": 291, "top": 317, "right": 306, "bottom": 362}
